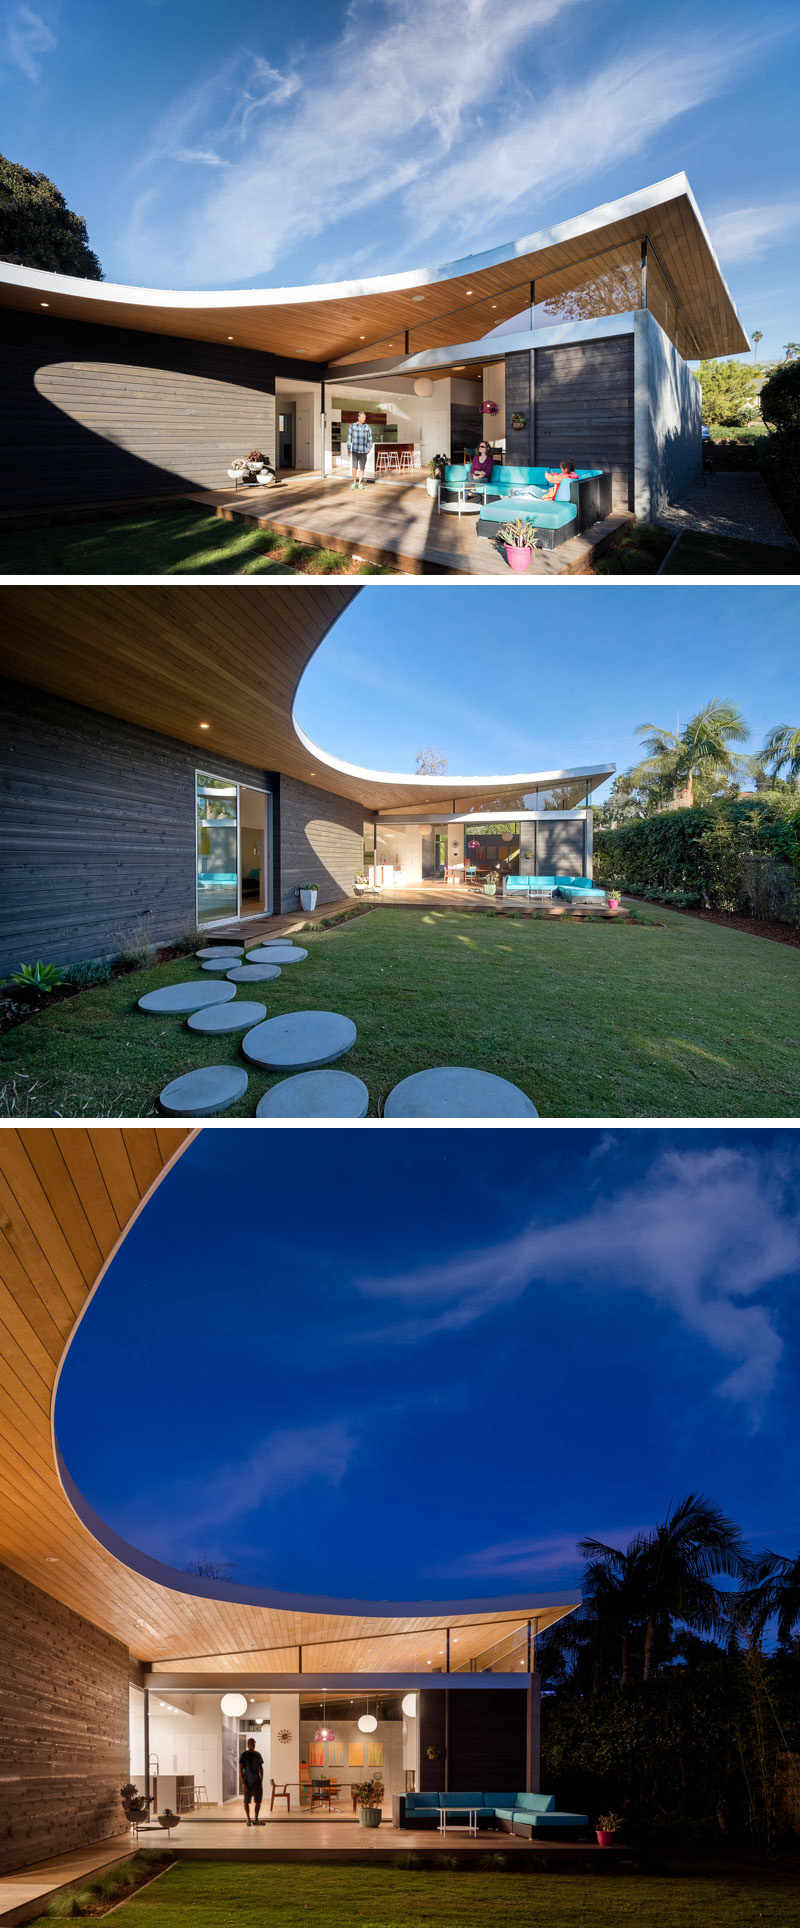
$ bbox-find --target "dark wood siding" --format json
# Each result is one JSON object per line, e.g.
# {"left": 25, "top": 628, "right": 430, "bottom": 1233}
{"left": 0, "top": 1560, "right": 130, "bottom": 1877}
{"left": 504, "top": 351, "right": 533, "bottom": 464}
{"left": 447, "top": 1688, "right": 528, "bottom": 1791}
{"left": 0, "top": 679, "right": 274, "bottom": 972}
{"left": 534, "top": 335, "right": 634, "bottom": 509}
{"left": 0, "top": 311, "right": 324, "bottom": 512}
{"left": 277, "top": 774, "right": 364, "bottom": 912}
{"left": 450, "top": 399, "right": 483, "bottom": 455}
{"left": 418, "top": 1689, "right": 448, "bottom": 1791}
{"left": 535, "top": 821, "right": 587, "bottom": 874}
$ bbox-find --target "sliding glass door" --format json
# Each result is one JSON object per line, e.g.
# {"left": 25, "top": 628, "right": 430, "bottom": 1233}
{"left": 196, "top": 772, "right": 270, "bottom": 926}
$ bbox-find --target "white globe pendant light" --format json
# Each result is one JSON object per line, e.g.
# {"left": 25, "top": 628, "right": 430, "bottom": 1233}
{"left": 413, "top": 377, "right": 434, "bottom": 398}
{"left": 220, "top": 1692, "right": 248, "bottom": 1718}
{"left": 401, "top": 1693, "right": 417, "bottom": 1718}
{"left": 358, "top": 1712, "right": 378, "bottom": 1733}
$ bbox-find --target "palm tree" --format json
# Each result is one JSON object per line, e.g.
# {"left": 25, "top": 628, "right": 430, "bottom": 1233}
{"left": 759, "top": 724, "right": 800, "bottom": 787}
{"left": 783, "top": 343, "right": 800, "bottom": 361}
{"left": 637, "top": 1494, "right": 747, "bottom": 1680}
{"left": 577, "top": 1536, "right": 649, "bottom": 1688}
{"left": 751, "top": 329, "right": 763, "bottom": 362}
{"left": 632, "top": 700, "right": 751, "bottom": 808}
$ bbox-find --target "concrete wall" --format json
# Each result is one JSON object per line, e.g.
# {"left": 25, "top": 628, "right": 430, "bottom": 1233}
{"left": 0, "top": 679, "right": 275, "bottom": 972}
{"left": 276, "top": 775, "right": 364, "bottom": 912}
{"left": 0, "top": 1560, "right": 129, "bottom": 1877}
{"left": 633, "top": 308, "right": 702, "bottom": 520}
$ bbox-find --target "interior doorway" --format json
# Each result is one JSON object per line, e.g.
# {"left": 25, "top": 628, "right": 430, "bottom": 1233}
{"left": 275, "top": 377, "right": 319, "bottom": 470}
{"left": 239, "top": 786, "right": 267, "bottom": 916}
{"left": 195, "top": 771, "right": 271, "bottom": 925}
{"left": 278, "top": 405, "right": 295, "bottom": 468}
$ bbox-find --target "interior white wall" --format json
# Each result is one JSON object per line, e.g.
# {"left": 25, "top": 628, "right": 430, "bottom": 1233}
{"left": 402, "top": 1701, "right": 418, "bottom": 1783}
{"left": 269, "top": 1693, "right": 300, "bottom": 1798}
{"left": 482, "top": 362, "right": 505, "bottom": 437}
{"left": 276, "top": 379, "right": 322, "bottom": 470}
{"left": 147, "top": 1694, "right": 223, "bottom": 1803}
{"left": 129, "top": 1686, "right": 145, "bottom": 1781}
{"left": 325, "top": 377, "right": 451, "bottom": 472}
{"left": 376, "top": 822, "right": 423, "bottom": 882}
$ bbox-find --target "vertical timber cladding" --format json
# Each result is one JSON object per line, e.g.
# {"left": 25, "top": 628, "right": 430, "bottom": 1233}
{"left": 0, "top": 678, "right": 275, "bottom": 973}
{"left": 0, "top": 308, "right": 325, "bottom": 512}
{"left": 504, "top": 351, "right": 533, "bottom": 464}
{"left": 536, "top": 820, "right": 587, "bottom": 876}
{"left": 418, "top": 1688, "right": 529, "bottom": 1792}
{"left": 534, "top": 336, "right": 635, "bottom": 509}
{"left": 0, "top": 1560, "right": 130, "bottom": 1877}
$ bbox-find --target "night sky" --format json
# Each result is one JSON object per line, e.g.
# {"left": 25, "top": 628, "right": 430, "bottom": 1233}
{"left": 56, "top": 1129, "right": 800, "bottom": 1603}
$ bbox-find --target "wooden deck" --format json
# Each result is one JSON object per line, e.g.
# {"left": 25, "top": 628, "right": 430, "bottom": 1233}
{"left": 187, "top": 472, "right": 632, "bottom": 577}
{"left": 207, "top": 885, "right": 629, "bottom": 949}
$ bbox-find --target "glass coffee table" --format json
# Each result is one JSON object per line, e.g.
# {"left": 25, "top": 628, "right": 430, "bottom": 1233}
{"left": 435, "top": 1804, "right": 479, "bottom": 1837}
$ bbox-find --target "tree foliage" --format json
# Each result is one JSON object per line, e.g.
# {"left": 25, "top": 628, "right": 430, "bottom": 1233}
{"left": 760, "top": 359, "right": 800, "bottom": 441}
{"left": 630, "top": 700, "right": 751, "bottom": 810}
{"left": 594, "top": 795, "right": 800, "bottom": 918}
{"left": 0, "top": 153, "right": 103, "bottom": 278}
{"left": 694, "top": 358, "right": 758, "bottom": 426}
{"left": 414, "top": 747, "right": 448, "bottom": 774}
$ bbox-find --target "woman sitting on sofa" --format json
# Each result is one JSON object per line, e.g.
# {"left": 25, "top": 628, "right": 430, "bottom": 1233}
{"left": 541, "top": 458, "right": 577, "bottom": 500}
{"left": 466, "top": 441, "right": 494, "bottom": 497}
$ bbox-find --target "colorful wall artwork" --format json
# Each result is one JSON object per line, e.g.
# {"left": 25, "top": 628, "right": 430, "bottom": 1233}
{"left": 348, "top": 1742, "right": 364, "bottom": 1767}
{"left": 309, "top": 1741, "right": 325, "bottom": 1767}
{"left": 367, "top": 1742, "right": 384, "bottom": 1768}
{"left": 328, "top": 1741, "right": 344, "bottom": 1766}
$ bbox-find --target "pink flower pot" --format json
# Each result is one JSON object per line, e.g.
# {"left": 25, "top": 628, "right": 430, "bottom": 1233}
{"left": 595, "top": 1830, "right": 615, "bottom": 1847}
{"left": 505, "top": 545, "right": 531, "bottom": 572}
{"left": 607, "top": 898, "right": 619, "bottom": 910}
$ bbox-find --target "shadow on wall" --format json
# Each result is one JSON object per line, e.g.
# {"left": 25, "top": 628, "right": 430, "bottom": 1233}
{"left": 0, "top": 312, "right": 277, "bottom": 512}
{"left": 279, "top": 785, "right": 366, "bottom": 912}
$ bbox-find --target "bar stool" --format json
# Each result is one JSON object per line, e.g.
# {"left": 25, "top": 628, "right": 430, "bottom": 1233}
{"left": 178, "top": 1787, "right": 194, "bottom": 1811}
{"left": 194, "top": 1784, "right": 209, "bottom": 1807}
{"left": 375, "top": 449, "right": 390, "bottom": 477}
{"left": 398, "top": 450, "right": 413, "bottom": 474}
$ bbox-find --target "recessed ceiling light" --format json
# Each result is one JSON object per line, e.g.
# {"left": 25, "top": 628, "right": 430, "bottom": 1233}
{"left": 227, "top": 335, "right": 233, "bottom": 341}
{"left": 412, "top": 294, "right": 425, "bottom": 303}
{"left": 360, "top": 335, "right": 365, "bottom": 339}
{"left": 199, "top": 721, "right": 210, "bottom": 729}
{"left": 40, "top": 301, "right": 49, "bottom": 308}
{"left": 466, "top": 289, "right": 473, "bottom": 295}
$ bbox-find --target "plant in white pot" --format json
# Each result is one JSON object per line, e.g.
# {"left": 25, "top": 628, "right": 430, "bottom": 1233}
{"left": 355, "top": 1780, "right": 384, "bottom": 1828}
{"left": 427, "top": 453, "right": 447, "bottom": 499}
{"left": 298, "top": 880, "right": 318, "bottom": 912}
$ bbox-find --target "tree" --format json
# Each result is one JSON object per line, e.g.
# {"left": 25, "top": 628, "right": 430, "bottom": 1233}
{"left": 185, "top": 1557, "right": 234, "bottom": 1580}
{"left": 760, "top": 360, "right": 800, "bottom": 441}
{"left": 0, "top": 153, "right": 103, "bottom": 278}
{"left": 751, "top": 329, "right": 763, "bottom": 361}
{"left": 636, "top": 1495, "right": 747, "bottom": 1680}
{"left": 783, "top": 343, "right": 800, "bottom": 361}
{"left": 414, "top": 747, "right": 447, "bottom": 774}
{"left": 759, "top": 724, "right": 800, "bottom": 786}
{"left": 631, "top": 700, "right": 751, "bottom": 809}
{"left": 693, "top": 359, "right": 758, "bottom": 427}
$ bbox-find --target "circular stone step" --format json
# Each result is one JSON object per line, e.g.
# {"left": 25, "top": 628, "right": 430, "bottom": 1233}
{"left": 256, "top": 1071, "right": 369, "bottom": 1117}
{"left": 158, "top": 1065, "right": 249, "bottom": 1116}
{"left": 246, "top": 945, "right": 307, "bottom": 964}
{"left": 195, "top": 947, "right": 243, "bottom": 961}
{"left": 226, "top": 963, "right": 282, "bottom": 983}
{"left": 138, "top": 981, "right": 237, "bottom": 1014}
{"left": 242, "top": 1011, "right": 356, "bottom": 1071}
{"left": 384, "top": 1067, "right": 538, "bottom": 1118}
{"left": 187, "top": 1001, "right": 267, "bottom": 1035}
{"left": 201, "top": 958, "right": 241, "bottom": 972}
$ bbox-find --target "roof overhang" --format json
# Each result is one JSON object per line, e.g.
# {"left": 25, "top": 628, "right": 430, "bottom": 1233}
{"left": 0, "top": 1128, "right": 580, "bottom": 1668}
{"left": 0, "top": 172, "right": 747, "bottom": 361}
{"left": 0, "top": 587, "right": 614, "bottom": 813}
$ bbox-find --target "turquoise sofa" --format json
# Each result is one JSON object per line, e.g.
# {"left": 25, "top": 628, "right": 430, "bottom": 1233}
{"left": 392, "top": 1790, "right": 589, "bottom": 1835}
{"left": 443, "top": 463, "right": 612, "bottom": 548}
{"left": 504, "top": 875, "right": 606, "bottom": 903}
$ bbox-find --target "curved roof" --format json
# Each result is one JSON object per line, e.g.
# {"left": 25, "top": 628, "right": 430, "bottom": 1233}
{"left": 0, "top": 1129, "right": 579, "bottom": 1670}
{"left": 0, "top": 172, "right": 747, "bottom": 360}
{"left": 0, "top": 586, "right": 613, "bottom": 811}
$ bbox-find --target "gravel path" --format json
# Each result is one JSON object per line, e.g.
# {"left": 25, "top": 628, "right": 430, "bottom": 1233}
{"left": 658, "top": 472, "right": 797, "bottom": 548}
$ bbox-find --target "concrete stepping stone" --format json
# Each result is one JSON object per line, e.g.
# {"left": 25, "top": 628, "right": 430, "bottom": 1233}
{"left": 158, "top": 1065, "right": 249, "bottom": 1116}
{"left": 187, "top": 1001, "right": 267, "bottom": 1035}
{"left": 256, "top": 1071, "right": 369, "bottom": 1117}
{"left": 384, "top": 1067, "right": 538, "bottom": 1118}
{"left": 196, "top": 947, "right": 243, "bottom": 961}
{"left": 246, "top": 945, "right": 307, "bottom": 964}
{"left": 226, "top": 963, "right": 282, "bottom": 982}
{"left": 242, "top": 1011, "right": 356, "bottom": 1071}
{"left": 139, "top": 981, "right": 237, "bottom": 1014}
{"left": 201, "top": 958, "right": 241, "bottom": 972}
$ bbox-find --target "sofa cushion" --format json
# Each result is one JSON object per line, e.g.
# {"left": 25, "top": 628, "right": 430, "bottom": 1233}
{"left": 438, "top": 1792, "right": 484, "bottom": 1809}
{"left": 478, "top": 497, "right": 577, "bottom": 530}
{"left": 493, "top": 1808, "right": 517, "bottom": 1823}
{"left": 523, "top": 1810, "right": 589, "bottom": 1829}
{"left": 515, "top": 1792, "right": 555, "bottom": 1813}
{"left": 407, "top": 1792, "right": 441, "bottom": 1809}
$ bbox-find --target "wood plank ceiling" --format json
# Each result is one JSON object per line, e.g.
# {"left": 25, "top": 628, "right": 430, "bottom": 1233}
{"left": 0, "top": 184, "right": 747, "bottom": 360}
{"left": 0, "top": 586, "right": 602, "bottom": 812}
{"left": 0, "top": 1129, "right": 576, "bottom": 1669}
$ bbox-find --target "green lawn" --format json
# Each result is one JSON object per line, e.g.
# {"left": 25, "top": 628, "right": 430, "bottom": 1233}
{"left": 661, "top": 530, "right": 799, "bottom": 574}
{"left": 25, "top": 1859, "right": 800, "bottom": 1928}
{"left": 2, "top": 903, "right": 798, "bottom": 1119}
{"left": 0, "top": 505, "right": 395, "bottom": 575}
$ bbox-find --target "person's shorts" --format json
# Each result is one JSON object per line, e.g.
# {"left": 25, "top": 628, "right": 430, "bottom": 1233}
{"left": 351, "top": 449, "right": 369, "bottom": 471}
{"left": 243, "top": 1782, "right": 262, "bottom": 1802}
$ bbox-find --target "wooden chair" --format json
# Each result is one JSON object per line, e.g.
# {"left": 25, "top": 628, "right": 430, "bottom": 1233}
{"left": 270, "top": 1778, "right": 291, "bottom": 1813}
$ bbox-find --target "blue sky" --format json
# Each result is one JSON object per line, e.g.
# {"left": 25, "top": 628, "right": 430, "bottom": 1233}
{"left": 295, "top": 586, "right": 799, "bottom": 791}
{"left": 56, "top": 1129, "right": 800, "bottom": 1601}
{"left": 2, "top": 1, "right": 799, "bottom": 360}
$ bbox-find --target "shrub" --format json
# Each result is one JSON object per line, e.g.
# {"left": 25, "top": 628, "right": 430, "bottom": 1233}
{"left": 113, "top": 918, "right": 154, "bottom": 970}
{"left": 595, "top": 797, "right": 800, "bottom": 922}
{"left": 694, "top": 358, "right": 758, "bottom": 426}
{"left": 760, "top": 359, "right": 800, "bottom": 441}
{"left": 10, "top": 960, "right": 65, "bottom": 992}
{"left": 63, "top": 959, "right": 112, "bottom": 988}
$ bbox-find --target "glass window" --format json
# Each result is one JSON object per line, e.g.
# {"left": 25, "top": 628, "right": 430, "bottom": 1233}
{"left": 464, "top": 821, "right": 520, "bottom": 880}
{"left": 533, "top": 243, "right": 642, "bottom": 328}
{"left": 196, "top": 773, "right": 238, "bottom": 925}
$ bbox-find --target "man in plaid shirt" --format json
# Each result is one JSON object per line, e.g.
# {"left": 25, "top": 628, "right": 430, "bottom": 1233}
{"left": 347, "top": 411, "right": 373, "bottom": 489}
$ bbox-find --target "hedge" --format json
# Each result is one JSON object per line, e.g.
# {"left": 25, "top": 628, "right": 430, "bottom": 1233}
{"left": 594, "top": 797, "right": 800, "bottom": 922}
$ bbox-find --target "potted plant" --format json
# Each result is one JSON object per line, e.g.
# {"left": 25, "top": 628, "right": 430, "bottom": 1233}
{"left": 607, "top": 889, "right": 620, "bottom": 911}
{"left": 595, "top": 1813, "right": 622, "bottom": 1847}
{"left": 227, "top": 457, "right": 248, "bottom": 487}
{"left": 355, "top": 1780, "right": 384, "bottom": 1828}
{"left": 245, "top": 448, "right": 265, "bottom": 477}
{"left": 157, "top": 1809, "right": 179, "bottom": 1837}
{"left": 298, "top": 880, "right": 318, "bottom": 912}
{"left": 499, "top": 515, "right": 534, "bottom": 572}
{"left": 427, "top": 454, "right": 447, "bottom": 499}
{"left": 120, "top": 1784, "right": 151, "bottom": 1826}
{"left": 482, "top": 870, "right": 500, "bottom": 897}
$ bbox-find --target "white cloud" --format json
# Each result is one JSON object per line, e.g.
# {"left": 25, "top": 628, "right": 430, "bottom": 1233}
{"left": 118, "top": 1420, "right": 355, "bottom": 1559}
{"left": 709, "top": 203, "right": 800, "bottom": 266}
{"left": 118, "top": 4, "right": 769, "bottom": 288}
{"left": 439, "top": 1528, "right": 638, "bottom": 1581}
{"left": 354, "top": 1146, "right": 799, "bottom": 1414}
{"left": 3, "top": 5, "right": 56, "bottom": 82}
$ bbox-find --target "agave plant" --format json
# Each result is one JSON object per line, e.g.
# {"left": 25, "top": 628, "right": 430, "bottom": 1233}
{"left": 498, "top": 516, "right": 535, "bottom": 548}
{"left": 10, "top": 960, "right": 65, "bottom": 993}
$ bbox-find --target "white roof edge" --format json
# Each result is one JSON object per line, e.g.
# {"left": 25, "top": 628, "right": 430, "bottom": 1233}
{"left": 0, "top": 171, "right": 714, "bottom": 311}
{"left": 291, "top": 718, "right": 615, "bottom": 794}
